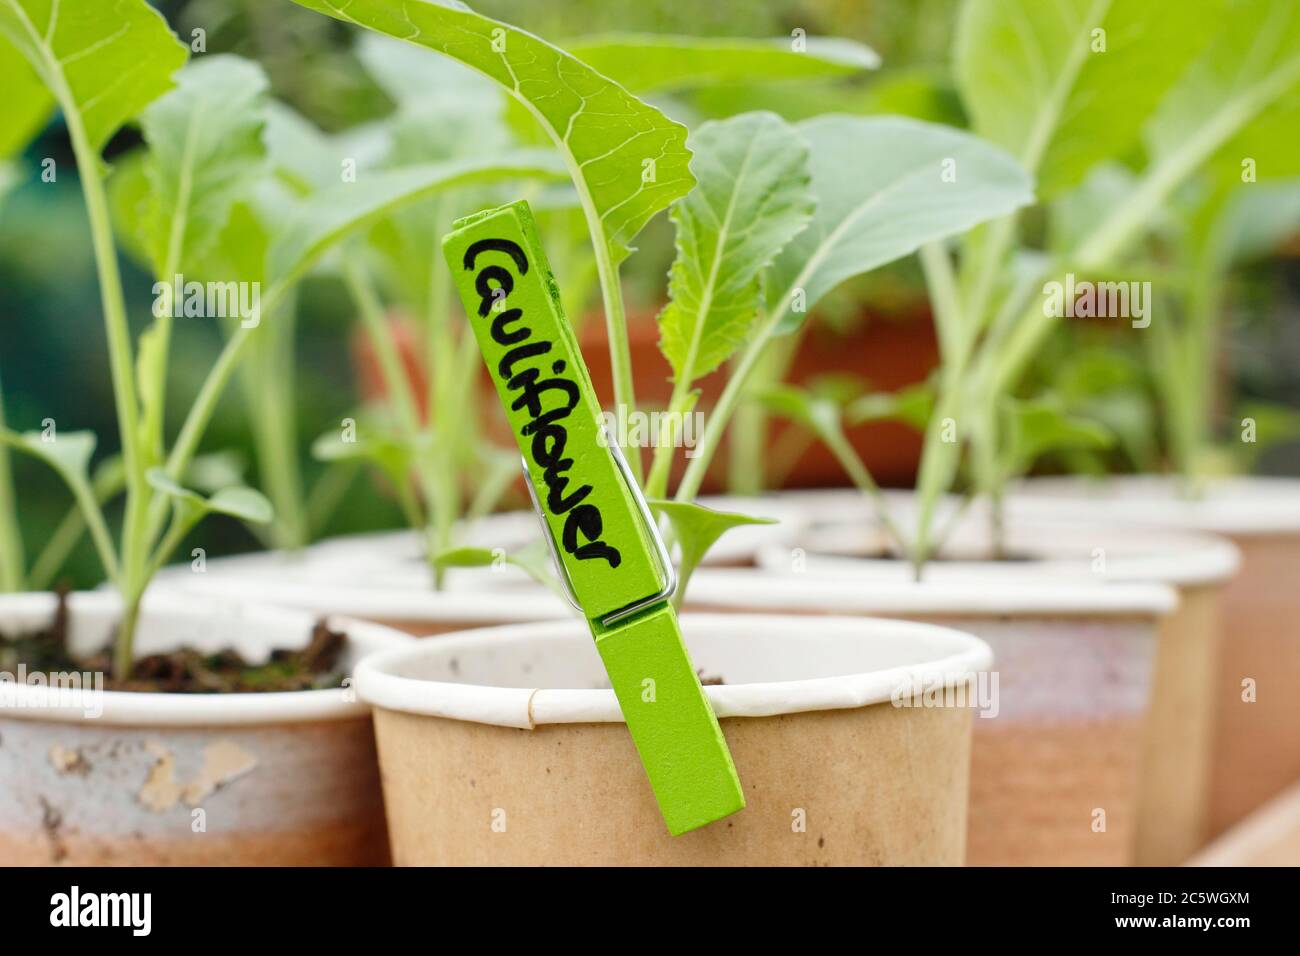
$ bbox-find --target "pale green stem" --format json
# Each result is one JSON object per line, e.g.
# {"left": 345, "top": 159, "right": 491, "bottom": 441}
{"left": 726, "top": 398, "right": 766, "bottom": 496}
{"left": 112, "top": 597, "right": 142, "bottom": 681}
{"left": 726, "top": 333, "right": 800, "bottom": 495}
{"left": 645, "top": 385, "right": 694, "bottom": 501}
{"left": 142, "top": 280, "right": 292, "bottom": 551}
{"left": 675, "top": 306, "right": 781, "bottom": 502}
{"left": 591, "top": 241, "right": 640, "bottom": 484}
{"left": 822, "top": 427, "right": 909, "bottom": 557}
{"left": 305, "top": 461, "right": 359, "bottom": 539}
{"left": 144, "top": 508, "right": 199, "bottom": 583}
{"left": 253, "top": 307, "right": 308, "bottom": 549}
{"left": 343, "top": 260, "right": 447, "bottom": 584}
{"left": 28, "top": 505, "right": 86, "bottom": 591}
{"left": 0, "top": 378, "right": 25, "bottom": 591}
{"left": 53, "top": 54, "right": 148, "bottom": 671}
{"left": 911, "top": 242, "right": 972, "bottom": 570}
{"left": 426, "top": 211, "right": 462, "bottom": 567}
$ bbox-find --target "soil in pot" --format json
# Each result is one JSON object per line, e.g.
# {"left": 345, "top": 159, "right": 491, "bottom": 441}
{"left": 1, "top": 591, "right": 350, "bottom": 693}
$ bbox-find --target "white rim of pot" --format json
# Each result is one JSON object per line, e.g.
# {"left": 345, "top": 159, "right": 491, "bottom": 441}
{"left": 355, "top": 613, "right": 994, "bottom": 729}
{"left": 158, "top": 575, "right": 577, "bottom": 625}
{"left": 685, "top": 567, "right": 1178, "bottom": 617}
{"left": 763, "top": 518, "right": 1241, "bottom": 588}
{"left": 1008, "top": 474, "right": 1300, "bottom": 536}
{"left": 0, "top": 591, "right": 410, "bottom": 726}
{"left": 154, "top": 498, "right": 802, "bottom": 600}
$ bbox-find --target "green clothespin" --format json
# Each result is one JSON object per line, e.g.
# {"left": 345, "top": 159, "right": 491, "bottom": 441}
{"left": 442, "top": 200, "right": 745, "bottom": 835}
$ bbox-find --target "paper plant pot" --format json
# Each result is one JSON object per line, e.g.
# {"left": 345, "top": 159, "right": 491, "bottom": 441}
{"left": 751, "top": 510, "right": 1239, "bottom": 866}
{"left": 0, "top": 592, "right": 409, "bottom": 866}
{"left": 1008, "top": 474, "right": 1300, "bottom": 836}
{"left": 685, "top": 568, "right": 1176, "bottom": 865}
{"left": 356, "top": 614, "right": 992, "bottom": 866}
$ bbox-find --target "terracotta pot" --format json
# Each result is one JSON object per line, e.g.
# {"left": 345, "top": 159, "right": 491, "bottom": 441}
{"left": 752, "top": 503, "right": 1240, "bottom": 866}
{"left": 1008, "top": 475, "right": 1300, "bottom": 837}
{"left": 356, "top": 614, "right": 991, "bottom": 865}
{"left": 579, "top": 308, "right": 937, "bottom": 491}
{"left": 684, "top": 568, "right": 1176, "bottom": 865}
{"left": 0, "top": 592, "right": 409, "bottom": 865}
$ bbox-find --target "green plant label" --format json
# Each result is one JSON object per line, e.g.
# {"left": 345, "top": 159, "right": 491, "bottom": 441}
{"left": 442, "top": 200, "right": 663, "bottom": 620}
{"left": 443, "top": 200, "right": 745, "bottom": 835}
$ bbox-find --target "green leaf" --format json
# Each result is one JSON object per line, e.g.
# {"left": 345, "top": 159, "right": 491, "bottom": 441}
{"left": 649, "top": 499, "right": 775, "bottom": 605}
{"left": 1049, "top": 347, "right": 1156, "bottom": 468}
{"left": 0, "top": 30, "right": 50, "bottom": 157}
{"left": 355, "top": 31, "right": 502, "bottom": 114}
{"left": 757, "top": 383, "right": 842, "bottom": 443}
{"left": 206, "top": 486, "right": 274, "bottom": 524}
{"left": 137, "top": 54, "right": 269, "bottom": 276}
{"left": 185, "top": 450, "right": 248, "bottom": 494}
{"left": 311, "top": 421, "right": 414, "bottom": 497}
{"left": 432, "top": 542, "right": 562, "bottom": 596}
{"left": 146, "top": 467, "right": 272, "bottom": 525}
{"left": 106, "top": 149, "right": 153, "bottom": 267}
{"left": 264, "top": 101, "right": 347, "bottom": 192}
{"left": 0, "top": 427, "right": 118, "bottom": 580}
{"left": 1214, "top": 179, "right": 1300, "bottom": 264}
{"left": 846, "top": 380, "right": 935, "bottom": 431}
{"left": 999, "top": 396, "right": 1113, "bottom": 479}
{"left": 266, "top": 153, "right": 563, "bottom": 291}
{"left": 767, "top": 116, "right": 1034, "bottom": 333}
{"left": 658, "top": 113, "right": 814, "bottom": 388}
{"left": 955, "top": 0, "right": 1219, "bottom": 195}
{"left": 1146, "top": 0, "right": 1300, "bottom": 183}
{"left": 0, "top": 0, "right": 187, "bottom": 156}
{"left": 1049, "top": 163, "right": 1142, "bottom": 255}
{"left": 563, "top": 33, "right": 879, "bottom": 93}
{"left": 289, "top": 0, "right": 695, "bottom": 262}
{"left": 0, "top": 427, "right": 95, "bottom": 489}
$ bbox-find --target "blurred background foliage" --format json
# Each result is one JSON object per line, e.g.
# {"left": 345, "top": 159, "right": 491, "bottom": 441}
{"left": 1, "top": 0, "right": 1297, "bottom": 587}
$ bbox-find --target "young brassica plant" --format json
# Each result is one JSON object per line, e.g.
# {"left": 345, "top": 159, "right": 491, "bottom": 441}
{"left": 0, "top": 0, "right": 262, "bottom": 676}
{"left": 111, "top": 47, "right": 565, "bottom": 583}
{"left": 917, "top": 0, "right": 1300, "bottom": 559}
{"left": 0, "top": 2, "right": 558, "bottom": 674}
{"left": 289, "top": 0, "right": 1034, "bottom": 600}
{"left": 770, "top": 0, "right": 1300, "bottom": 571}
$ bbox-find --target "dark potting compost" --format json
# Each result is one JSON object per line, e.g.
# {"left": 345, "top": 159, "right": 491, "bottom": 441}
{"left": 0, "top": 591, "right": 349, "bottom": 693}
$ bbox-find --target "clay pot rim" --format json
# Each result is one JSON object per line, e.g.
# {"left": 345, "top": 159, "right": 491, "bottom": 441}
{"left": 1009, "top": 474, "right": 1300, "bottom": 536}
{"left": 685, "top": 567, "right": 1178, "bottom": 617}
{"left": 762, "top": 516, "right": 1241, "bottom": 588}
{"left": 0, "top": 591, "right": 410, "bottom": 726}
{"left": 355, "top": 613, "right": 994, "bottom": 728}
